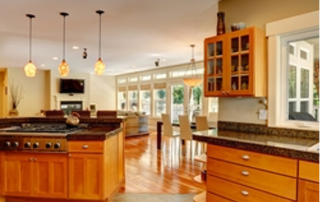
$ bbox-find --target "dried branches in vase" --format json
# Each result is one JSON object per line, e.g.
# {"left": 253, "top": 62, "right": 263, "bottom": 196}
{"left": 8, "top": 80, "right": 25, "bottom": 116}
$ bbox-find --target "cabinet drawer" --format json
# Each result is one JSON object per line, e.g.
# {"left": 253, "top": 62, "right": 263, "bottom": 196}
{"left": 207, "top": 175, "right": 294, "bottom": 202}
{"left": 299, "top": 161, "right": 319, "bottom": 182}
{"left": 207, "top": 158, "right": 297, "bottom": 200}
{"left": 207, "top": 144, "right": 297, "bottom": 177}
{"left": 68, "top": 141, "right": 103, "bottom": 153}
{"left": 207, "top": 192, "right": 232, "bottom": 202}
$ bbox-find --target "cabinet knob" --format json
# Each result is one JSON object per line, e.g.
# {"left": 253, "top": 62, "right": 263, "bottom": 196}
{"left": 241, "top": 171, "right": 249, "bottom": 176}
{"left": 226, "top": 91, "right": 230, "bottom": 94}
{"left": 29, "top": 158, "right": 33, "bottom": 162}
{"left": 242, "top": 155, "right": 250, "bottom": 160}
{"left": 82, "top": 145, "right": 89, "bottom": 149}
{"left": 33, "top": 158, "right": 37, "bottom": 162}
{"left": 241, "top": 190, "right": 249, "bottom": 196}
{"left": 69, "top": 154, "right": 72, "bottom": 158}
{"left": 222, "top": 91, "right": 226, "bottom": 95}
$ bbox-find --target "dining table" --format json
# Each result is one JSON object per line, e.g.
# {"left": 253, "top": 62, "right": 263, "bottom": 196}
{"left": 156, "top": 120, "right": 217, "bottom": 150}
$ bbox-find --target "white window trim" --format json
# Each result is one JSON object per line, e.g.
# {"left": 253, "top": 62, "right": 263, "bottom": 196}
{"left": 267, "top": 10, "right": 319, "bottom": 131}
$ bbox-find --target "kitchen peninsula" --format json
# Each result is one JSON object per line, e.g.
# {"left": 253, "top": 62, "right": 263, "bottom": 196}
{"left": 192, "top": 122, "right": 319, "bottom": 202}
{"left": 0, "top": 116, "right": 126, "bottom": 202}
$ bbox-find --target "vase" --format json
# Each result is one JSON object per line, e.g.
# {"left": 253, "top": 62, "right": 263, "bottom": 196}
{"left": 9, "top": 108, "right": 19, "bottom": 117}
{"left": 217, "top": 12, "right": 225, "bottom": 35}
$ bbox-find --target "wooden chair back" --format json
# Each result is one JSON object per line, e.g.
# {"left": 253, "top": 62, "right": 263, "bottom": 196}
{"left": 97, "top": 110, "right": 117, "bottom": 118}
{"left": 45, "top": 110, "right": 64, "bottom": 118}
{"left": 195, "top": 115, "right": 209, "bottom": 131}
{"left": 72, "top": 110, "right": 90, "bottom": 118}
{"left": 179, "top": 115, "right": 193, "bottom": 140}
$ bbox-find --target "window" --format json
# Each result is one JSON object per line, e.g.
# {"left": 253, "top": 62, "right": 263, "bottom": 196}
{"left": 154, "top": 73, "right": 167, "bottom": 79}
{"left": 141, "top": 75, "right": 151, "bottom": 81}
{"left": 189, "top": 84, "right": 203, "bottom": 121}
{"left": 118, "top": 92, "right": 126, "bottom": 110}
{"left": 267, "top": 10, "right": 319, "bottom": 130}
{"left": 129, "top": 77, "right": 138, "bottom": 82}
{"left": 171, "top": 84, "right": 184, "bottom": 122}
{"left": 140, "top": 90, "right": 151, "bottom": 115}
{"left": 154, "top": 89, "right": 166, "bottom": 116}
{"left": 118, "top": 78, "right": 126, "bottom": 84}
{"left": 128, "top": 91, "right": 138, "bottom": 111}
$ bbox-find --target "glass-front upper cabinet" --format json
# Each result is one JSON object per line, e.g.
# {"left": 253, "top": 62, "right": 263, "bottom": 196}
{"left": 204, "top": 27, "right": 266, "bottom": 97}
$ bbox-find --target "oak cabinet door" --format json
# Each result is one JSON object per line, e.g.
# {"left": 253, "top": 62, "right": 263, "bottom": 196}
{"left": 3, "top": 153, "right": 33, "bottom": 196}
{"left": 33, "top": 154, "right": 68, "bottom": 198}
{"left": 298, "top": 180, "right": 319, "bottom": 202}
{"left": 68, "top": 153, "right": 103, "bottom": 200}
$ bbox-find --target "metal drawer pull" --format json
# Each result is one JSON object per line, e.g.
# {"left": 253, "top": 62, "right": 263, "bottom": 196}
{"left": 242, "top": 155, "right": 250, "bottom": 160}
{"left": 241, "top": 171, "right": 249, "bottom": 176}
{"left": 82, "top": 145, "right": 89, "bottom": 149}
{"left": 241, "top": 190, "right": 249, "bottom": 196}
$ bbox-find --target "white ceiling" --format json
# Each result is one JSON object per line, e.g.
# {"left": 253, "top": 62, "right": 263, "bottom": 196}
{"left": 0, "top": 0, "right": 219, "bottom": 76}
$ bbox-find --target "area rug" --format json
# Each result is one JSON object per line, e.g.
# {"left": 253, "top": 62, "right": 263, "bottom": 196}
{"left": 111, "top": 193, "right": 195, "bottom": 202}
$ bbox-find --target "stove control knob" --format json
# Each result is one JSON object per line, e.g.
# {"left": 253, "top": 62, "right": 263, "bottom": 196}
{"left": 45, "top": 143, "right": 52, "bottom": 149}
{"left": 12, "top": 142, "right": 19, "bottom": 148}
{"left": 33, "top": 142, "right": 39, "bottom": 149}
{"left": 24, "top": 142, "right": 31, "bottom": 148}
{"left": 4, "top": 141, "right": 11, "bottom": 148}
{"left": 54, "top": 143, "right": 61, "bottom": 149}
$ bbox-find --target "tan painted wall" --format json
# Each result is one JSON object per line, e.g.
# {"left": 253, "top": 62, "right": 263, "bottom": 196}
{"left": 90, "top": 74, "right": 116, "bottom": 110}
{"left": 217, "top": 0, "right": 319, "bottom": 124}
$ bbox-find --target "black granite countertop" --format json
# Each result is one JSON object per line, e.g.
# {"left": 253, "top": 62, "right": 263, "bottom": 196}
{"left": 193, "top": 129, "right": 319, "bottom": 163}
{"left": 66, "top": 127, "right": 123, "bottom": 141}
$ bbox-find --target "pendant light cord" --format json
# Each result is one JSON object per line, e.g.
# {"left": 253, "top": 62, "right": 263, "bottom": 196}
{"left": 63, "top": 15, "right": 66, "bottom": 60}
{"left": 29, "top": 17, "right": 32, "bottom": 62}
{"left": 99, "top": 13, "right": 101, "bottom": 59}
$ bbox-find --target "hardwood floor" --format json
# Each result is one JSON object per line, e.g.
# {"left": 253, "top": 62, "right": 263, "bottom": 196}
{"left": 118, "top": 131, "right": 206, "bottom": 194}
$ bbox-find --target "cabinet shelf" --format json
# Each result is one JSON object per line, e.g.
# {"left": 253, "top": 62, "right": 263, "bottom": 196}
{"left": 204, "top": 26, "right": 266, "bottom": 97}
{"left": 193, "top": 191, "right": 206, "bottom": 202}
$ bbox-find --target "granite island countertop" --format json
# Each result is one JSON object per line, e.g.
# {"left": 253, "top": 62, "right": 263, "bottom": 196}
{"left": 66, "top": 127, "right": 123, "bottom": 141}
{"left": 193, "top": 129, "right": 319, "bottom": 163}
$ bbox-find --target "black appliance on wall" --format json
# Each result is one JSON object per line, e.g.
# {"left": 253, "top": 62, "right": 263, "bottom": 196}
{"left": 59, "top": 79, "right": 85, "bottom": 94}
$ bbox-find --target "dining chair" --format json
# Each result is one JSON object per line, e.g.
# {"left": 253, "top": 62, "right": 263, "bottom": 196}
{"left": 161, "top": 113, "right": 180, "bottom": 154}
{"left": 195, "top": 115, "right": 209, "bottom": 131}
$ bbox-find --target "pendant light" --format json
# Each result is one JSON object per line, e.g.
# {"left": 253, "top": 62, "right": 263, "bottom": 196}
{"left": 24, "top": 14, "right": 36, "bottom": 77}
{"left": 95, "top": 10, "right": 105, "bottom": 75}
{"left": 58, "top": 12, "right": 69, "bottom": 77}
{"left": 183, "top": 44, "right": 203, "bottom": 87}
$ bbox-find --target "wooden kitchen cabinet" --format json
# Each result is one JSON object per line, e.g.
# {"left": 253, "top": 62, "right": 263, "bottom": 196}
{"left": 298, "top": 180, "right": 319, "bottom": 202}
{"left": 68, "top": 153, "right": 103, "bottom": 200}
{"left": 204, "top": 27, "right": 266, "bottom": 97}
{"left": 2, "top": 153, "right": 68, "bottom": 198}
{"left": 33, "top": 154, "right": 68, "bottom": 198}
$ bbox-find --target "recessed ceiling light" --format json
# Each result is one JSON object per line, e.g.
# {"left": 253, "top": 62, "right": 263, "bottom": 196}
{"left": 162, "top": 59, "right": 167, "bottom": 62}
{"left": 72, "top": 46, "right": 79, "bottom": 50}
{"left": 53, "top": 57, "right": 58, "bottom": 60}
{"left": 132, "top": 66, "right": 136, "bottom": 68}
{"left": 41, "top": 64, "right": 45, "bottom": 67}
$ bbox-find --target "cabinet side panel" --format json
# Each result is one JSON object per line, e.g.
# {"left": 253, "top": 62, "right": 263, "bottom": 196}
{"left": 254, "top": 27, "right": 267, "bottom": 97}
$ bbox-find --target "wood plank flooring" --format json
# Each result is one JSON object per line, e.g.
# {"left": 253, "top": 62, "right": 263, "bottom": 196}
{"left": 118, "top": 131, "right": 206, "bottom": 194}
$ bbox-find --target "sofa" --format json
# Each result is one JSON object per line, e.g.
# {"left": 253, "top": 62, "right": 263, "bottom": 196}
{"left": 117, "top": 111, "right": 149, "bottom": 137}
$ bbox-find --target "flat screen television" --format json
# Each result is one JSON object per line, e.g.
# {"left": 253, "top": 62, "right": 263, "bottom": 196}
{"left": 59, "top": 79, "right": 85, "bottom": 94}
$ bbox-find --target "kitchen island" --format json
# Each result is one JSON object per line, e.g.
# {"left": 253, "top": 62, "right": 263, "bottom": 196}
{"left": 0, "top": 117, "right": 126, "bottom": 202}
{"left": 192, "top": 124, "right": 319, "bottom": 202}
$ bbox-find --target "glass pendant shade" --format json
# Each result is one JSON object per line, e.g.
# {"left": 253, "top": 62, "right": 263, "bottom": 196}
{"left": 59, "top": 12, "right": 69, "bottom": 77}
{"left": 95, "top": 58, "right": 105, "bottom": 75}
{"left": 59, "top": 59, "right": 69, "bottom": 77}
{"left": 25, "top": 14, "right": 36, "bottom": 77}
{"left": 183, "top": 45, "right": 203, "bottom": 87}
{"left": 24, "top": 60, "right": 36, "bottom": 77}
{"left": 95, "top": 10, "right": 105, "bottom": 75}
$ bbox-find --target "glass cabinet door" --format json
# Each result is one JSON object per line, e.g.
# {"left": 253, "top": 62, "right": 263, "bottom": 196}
{"left": 204, "top": 35, "right": 226, "bottom": 96}
{"left": 227, "top": 28, "right": 254, "bottom": 96}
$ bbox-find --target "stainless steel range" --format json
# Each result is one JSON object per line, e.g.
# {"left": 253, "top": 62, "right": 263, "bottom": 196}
{"left": 0, "top": 124, "right": 82, "bottom": 152}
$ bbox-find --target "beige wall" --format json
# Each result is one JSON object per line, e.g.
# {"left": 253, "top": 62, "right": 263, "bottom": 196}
{"left": 217, "top": 0, "right": 319, "bottom": 124}
{"left": 89, "top": 74, "right": 116, "bottom": 110}
{"left": 7, "top": 68, "right": 49, "bottom": 116}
